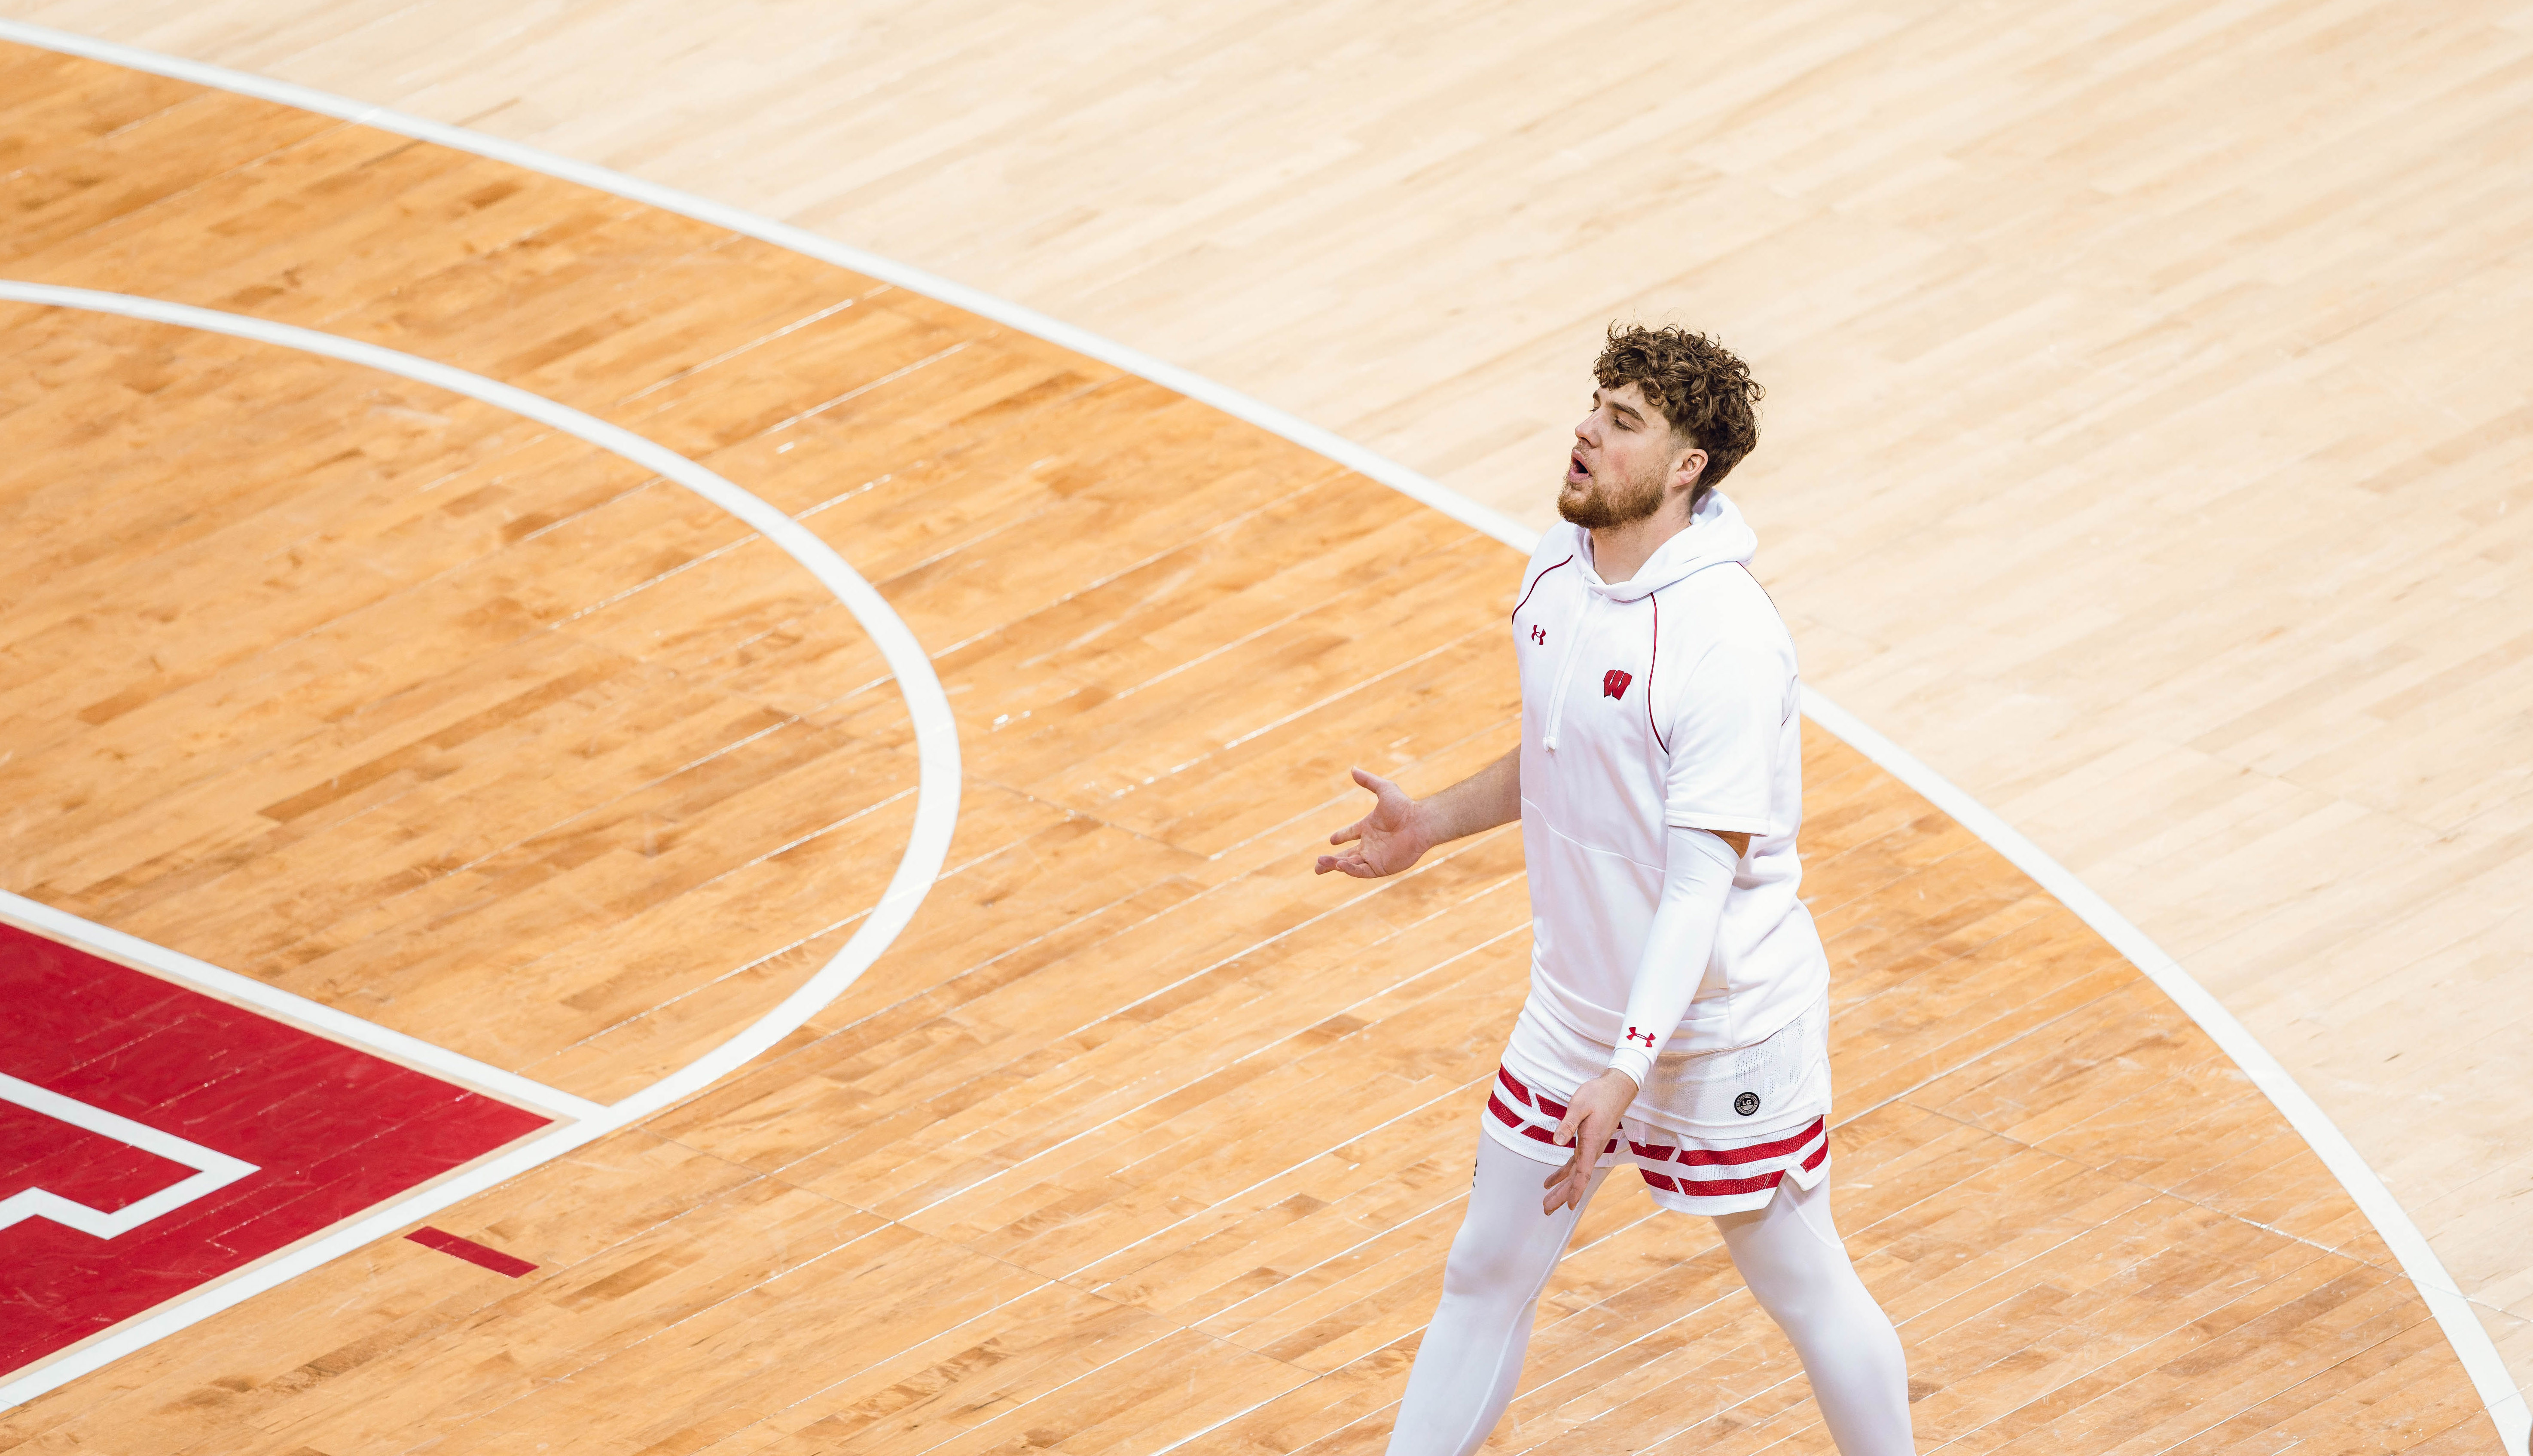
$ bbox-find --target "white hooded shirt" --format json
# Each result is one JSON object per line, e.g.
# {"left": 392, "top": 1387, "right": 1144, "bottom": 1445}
{"left": 1511, "top": 490, "right": 1828, "bottom": 1059}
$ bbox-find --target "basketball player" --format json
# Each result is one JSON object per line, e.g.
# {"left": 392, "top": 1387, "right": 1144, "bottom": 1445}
{"left": 1315, "top": 326, "right": 1913, "bottom": 1456}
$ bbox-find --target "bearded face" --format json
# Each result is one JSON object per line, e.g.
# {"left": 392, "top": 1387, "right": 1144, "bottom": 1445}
{"left": 1555, "top": 449, "right": 1669, "bottom": 528}
{"left": 1560, "top": 380, "right": 1704, "bottom": 532}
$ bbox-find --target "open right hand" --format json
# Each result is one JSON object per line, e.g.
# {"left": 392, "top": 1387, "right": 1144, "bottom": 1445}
{"left": 1313, "top": 768, "right": 1431, "bottom": 877}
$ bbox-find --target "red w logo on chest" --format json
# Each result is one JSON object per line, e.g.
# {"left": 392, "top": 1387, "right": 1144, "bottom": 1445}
{"left": 1602, "top": 669, "right": 1632, "bottom": 699}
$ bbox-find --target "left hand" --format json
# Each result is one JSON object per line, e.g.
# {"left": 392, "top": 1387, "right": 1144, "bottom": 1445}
{"left": 1313, "top": 768, "right": 1433, "bottom": 878}
{"left": 1542, "top": 1069, "right": 1636, "bottom": 1213}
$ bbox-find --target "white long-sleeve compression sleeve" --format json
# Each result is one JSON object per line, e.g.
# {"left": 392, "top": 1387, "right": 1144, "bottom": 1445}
{"left": 1604, "top": 825, "right": 1739, "bottom": 1088}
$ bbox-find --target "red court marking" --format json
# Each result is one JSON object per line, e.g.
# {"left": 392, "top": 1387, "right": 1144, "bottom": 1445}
{"left": 0, "top": 922, "right": 550, "bottom": 1375}
{"left": 406, "top": 1226, "right": 537, "bottom": 1278}
{"left": 1, "top": 1099, "right": 196, "bottom": 1212}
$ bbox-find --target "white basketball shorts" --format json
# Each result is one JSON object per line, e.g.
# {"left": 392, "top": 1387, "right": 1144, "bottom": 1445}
{"left": 1482, "top": 990, "right": 1831, "bottom": 1215}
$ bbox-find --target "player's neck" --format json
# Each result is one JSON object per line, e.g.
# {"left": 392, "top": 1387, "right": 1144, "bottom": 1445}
{"left": 1587, "top": 507, "right": 1693, "bottom": 585}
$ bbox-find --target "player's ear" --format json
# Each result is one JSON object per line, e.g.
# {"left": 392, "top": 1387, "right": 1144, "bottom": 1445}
{"left": 1672, "top": 445, "right": 1708, "bottom": 501}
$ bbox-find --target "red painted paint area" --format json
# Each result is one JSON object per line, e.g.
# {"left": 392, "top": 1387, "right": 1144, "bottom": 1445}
{"left": 407, "top": 1226, "right": 537, "bottom": 1278}
{"left": 2, "top": 1099, "right": 198, "bottom": 1212}
{"left": 0, "top": 922, "right": 550, "bottom": 1375}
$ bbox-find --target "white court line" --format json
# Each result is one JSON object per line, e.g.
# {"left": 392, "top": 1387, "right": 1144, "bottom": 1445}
{"left": 1796, "top": 694, "right": 2527, "bottom": 1453}
{"left": 0, "top": 281, "right": 961, "bottom": 1411}
{"left": 0, "top": 22, "right": 2518, "bottom": 1453}
{"left": 0, "top": 891, "right": 604, "bottom": 1122}
{"left": 0, "top": 1073, "right": 256, "bottom": 1238}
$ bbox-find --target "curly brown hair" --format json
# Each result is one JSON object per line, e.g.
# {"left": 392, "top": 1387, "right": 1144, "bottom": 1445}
{"left": 1593, "top": 324, "right": 1764, "bottom": 503}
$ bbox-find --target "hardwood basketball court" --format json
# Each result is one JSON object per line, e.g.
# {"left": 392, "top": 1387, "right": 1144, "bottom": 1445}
{"left": 0, "top": 28, "right": 2517, "bottom": 1456}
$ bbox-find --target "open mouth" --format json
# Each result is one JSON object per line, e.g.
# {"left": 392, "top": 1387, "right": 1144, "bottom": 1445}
{"left": 1566, "top": 450, "right": 1590, "bottom": 485}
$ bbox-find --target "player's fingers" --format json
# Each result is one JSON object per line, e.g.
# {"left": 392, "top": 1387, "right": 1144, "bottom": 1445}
{"left": 1327, "top": 819, "right": 1362, "bottom": 846}
{"left": 1568, "top": 1114, "right": 1610, "bottom": 1197}
{"left": 1354, "top": 767, "right": 1409, "bottom": 809}
{"left": 1541, "top": 1157, "right": 1581, "bottom": 1211}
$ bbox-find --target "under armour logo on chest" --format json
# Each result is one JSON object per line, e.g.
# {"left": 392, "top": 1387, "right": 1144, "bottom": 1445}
{"left": 1603, "top": 669, "right": 1632, "bottom": 699}
{"left": 1529, "top": 626, "right": 1546, "bottom": 645}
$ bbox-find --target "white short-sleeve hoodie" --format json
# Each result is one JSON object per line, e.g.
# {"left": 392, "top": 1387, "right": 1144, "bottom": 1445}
{"left": 1511, "top": 489, "right": 1828, "bottom": 1057}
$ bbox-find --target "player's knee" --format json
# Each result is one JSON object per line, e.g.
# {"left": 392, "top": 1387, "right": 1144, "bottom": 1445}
{"left": 1736, "top": 1242, "right": 1874, "bottom": 1337}
{"left": 1740, "top": 1270, "right": 1832, "bottom": 1331}
{"left": 1440, "top": 1230, "right": 1541, "bottom": 1300}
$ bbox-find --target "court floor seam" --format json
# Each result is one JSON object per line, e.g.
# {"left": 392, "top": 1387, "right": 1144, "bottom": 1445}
{"left": 0, "top": 279, "right": 961, "bottom": 1414}
{"left": 0, "top": 20, "right": 2517, "bottom": 1450}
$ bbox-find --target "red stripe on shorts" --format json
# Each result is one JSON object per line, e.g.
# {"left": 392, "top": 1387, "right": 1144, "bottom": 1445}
{"left": 1495, "top": 1066, "right": 1533, "bottom": 1108}
{"left": 1664, "top": 1132, "right": 1829, "bottom": 1198}
{"left": 1672, "top": 1117, "right": 1827, "bottom": 1167}
{"left": 1486, "top": 1064, "right": 1830, "bottom": 1208}
{"left": 1489, "top": 1084, "right": 1620, "bottom": 1153}
{"left": 1665, "top": 1168, "right": 1788, "bottom": 1197}
{"left": 1488, "top": 1092, "right": 1561, "bottom": 1144}
{"left": 1642, "top": 1168, "right": 1794, "bottom": 1198}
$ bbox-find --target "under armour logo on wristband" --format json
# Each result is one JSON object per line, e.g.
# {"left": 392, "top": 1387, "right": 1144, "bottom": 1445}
{"left": 1624, "top": 1026, "right": 1656, "bottom": 1047}
{"left": 1603, "top": 669, "right": 1631, "bottom": 699}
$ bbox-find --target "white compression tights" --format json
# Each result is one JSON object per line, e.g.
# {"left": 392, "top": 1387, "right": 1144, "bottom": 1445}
{"left": 1385, "top": 1136, "right": 1913, "bottom": 1456}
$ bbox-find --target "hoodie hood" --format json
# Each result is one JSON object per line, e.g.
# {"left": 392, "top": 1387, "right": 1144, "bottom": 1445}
{"left": 1568, "top": 489, "right": 1757, "bottom": 603}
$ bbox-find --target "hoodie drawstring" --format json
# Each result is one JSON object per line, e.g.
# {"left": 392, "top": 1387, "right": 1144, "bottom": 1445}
{"left": 1538, "top": 492, "right": 1758, "bottom": 752}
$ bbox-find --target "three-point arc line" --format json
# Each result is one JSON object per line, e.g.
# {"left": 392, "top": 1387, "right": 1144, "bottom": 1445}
{"left": 0, "top": 19, "right": 2519, "bottom": 1452}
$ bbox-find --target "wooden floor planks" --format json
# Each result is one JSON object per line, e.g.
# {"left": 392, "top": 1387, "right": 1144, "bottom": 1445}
{"left": 0, "top": 46, "right": 2499, "bottom": 1456}
{"left": 34, "top": 0, "right": 2525, "bottom": 1383}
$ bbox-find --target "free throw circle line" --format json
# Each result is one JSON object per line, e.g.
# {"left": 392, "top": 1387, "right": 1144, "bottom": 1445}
{"left": 0, "top": 280, "right": 962, "bottom": 1410}
{"left": 0, "top": 24, "right": 2516, "bottom": 1450}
